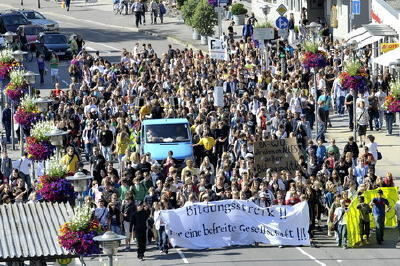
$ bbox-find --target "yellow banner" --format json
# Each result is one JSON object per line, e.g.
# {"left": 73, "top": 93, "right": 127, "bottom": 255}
{"left": 380, "top": 43, "right": 400, "bottom": 53}
{"left": 346, "top": 187, "right": 398, "bottom": 248}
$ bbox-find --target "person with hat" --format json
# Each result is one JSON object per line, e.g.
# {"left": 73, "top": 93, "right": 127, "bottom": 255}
{"left": 370, "top": 189, "right": 391, "bottom": 244}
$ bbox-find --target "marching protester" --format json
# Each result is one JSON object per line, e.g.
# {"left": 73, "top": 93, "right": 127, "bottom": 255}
{"left": 370, "top": 189, "right": 391, "bottom": 245}
{"left": 1, "top": 7, "right": 399, "bottom": 258}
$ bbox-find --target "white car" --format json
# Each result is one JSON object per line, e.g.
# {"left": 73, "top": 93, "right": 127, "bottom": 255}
{"left": 18, "top": 10, "right": 59, "bottom": 31}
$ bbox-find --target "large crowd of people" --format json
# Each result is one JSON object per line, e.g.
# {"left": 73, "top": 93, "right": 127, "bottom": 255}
{"left": 0, "top": 14, "right": 400, "bottom": 259}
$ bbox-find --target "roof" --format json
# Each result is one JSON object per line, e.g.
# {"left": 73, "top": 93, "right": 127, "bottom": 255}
{"left": 385, "top": 0, "right": 400, "bottom": 11}
{"left": 345, "top": 23, "right": 398, "bottom": 48}
{"left": 142, "top": 118, "right": 189, "bottom": 125}
{"left": 0, "top": 202, "right": 75, "bottom": 262}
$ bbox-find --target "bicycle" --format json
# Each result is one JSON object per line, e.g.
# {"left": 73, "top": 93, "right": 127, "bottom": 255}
{"left": 113, "top": 2, "right": 123, "bottom": 15}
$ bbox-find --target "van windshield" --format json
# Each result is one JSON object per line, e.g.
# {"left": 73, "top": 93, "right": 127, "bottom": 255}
{"left": 145, "top": 123, "right": 190, "bottom": 143}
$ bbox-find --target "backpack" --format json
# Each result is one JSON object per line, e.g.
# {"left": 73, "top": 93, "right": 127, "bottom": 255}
{"left": 159, "top": 4, "right": 166, "bottom": 15}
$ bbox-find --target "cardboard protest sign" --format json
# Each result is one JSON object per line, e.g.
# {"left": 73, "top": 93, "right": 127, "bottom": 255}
{"left": 254, "top": 138, "right": 301, "bottom": 175}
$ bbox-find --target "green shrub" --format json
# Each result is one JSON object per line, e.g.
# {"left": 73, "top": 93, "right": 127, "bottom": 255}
{"left": 181, "top": 0, "right": 199, "bottom": 26}
{"left": 192, "top": 0, "right": 217, "bottom": 36}
{"left": 231, "top": 3, "right": 247, "bottom": 16}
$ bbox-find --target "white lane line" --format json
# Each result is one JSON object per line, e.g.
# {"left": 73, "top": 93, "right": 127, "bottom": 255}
{"left": 176, "top": 249, "right": 189, "bottom": 264}
{"left": 337, "top": 260, "right": 343, "bottom": 263}
{"left": 61, "top": 80, "right": 69, "bottom": 86}
{"left": 296, "top": 247, "right": 326, "bottom": 266}
{"left": 84, "top": 46, "right": 96, "bottom": 51}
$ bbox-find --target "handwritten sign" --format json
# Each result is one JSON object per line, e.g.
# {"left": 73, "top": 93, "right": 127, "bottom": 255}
{"left": 254, "top": 138, "right": 301, "bottom": 175}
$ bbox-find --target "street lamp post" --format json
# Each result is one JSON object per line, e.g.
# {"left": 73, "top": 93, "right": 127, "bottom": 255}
{"left": 93, "top": 231, "right": 126, "bottom": 266}
{"left": 12, "top": 51, "right": 28, "bottom": 155}
{"left": 66, "top": 172, "right": 93, "bottom": 207}
{"left": 305, "top": 22, "right": 322, "bottom": 140}
{"left": 2, "top": 32, "right": 17, "bottom": 49}
{"left": 35, "top": 97, "right": 53, "bottom": 120}
{"left": 23, "top": 71, "right": 39, "bottom": 97}
{"left": 261, "top": 5, "right": 271, "bottom": 70}
{"left": 45, "top": 128, "right": 69, "bottom": 159}
{"left": 346, "top": 40, "right": 359, "bottom": 142}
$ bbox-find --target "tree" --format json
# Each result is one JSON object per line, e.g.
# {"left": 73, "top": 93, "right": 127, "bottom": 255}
{"left": 181, "top": 0, "right": 198, "bottom": 27}
{"left": 192, "top": 0, "right": 217, "bottom": 36}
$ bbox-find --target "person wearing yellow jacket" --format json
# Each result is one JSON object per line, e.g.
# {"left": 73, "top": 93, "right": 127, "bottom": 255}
{"left": 114, "top": 129, "right": 131, "bottom": 167}
{"left": 60, "top": 146, "right": 80, "bottom": 174}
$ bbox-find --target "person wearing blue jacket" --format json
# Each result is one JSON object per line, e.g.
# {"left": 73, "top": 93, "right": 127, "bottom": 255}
{"left": 242, "top": 20, "right": 253, "bottom": 40}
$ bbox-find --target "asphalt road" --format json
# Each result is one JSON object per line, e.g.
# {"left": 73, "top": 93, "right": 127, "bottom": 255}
{"left": 0, "top": 0, "right": 184, "bottom": 92}
{"left": 1, "top": 1, "right": 400, "bottom": 266}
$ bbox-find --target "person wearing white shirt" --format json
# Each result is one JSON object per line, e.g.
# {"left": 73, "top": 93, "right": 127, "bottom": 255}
{"left": 366, "top": 135, "right": 378, "bottom": 161}
{"left": 375, "top": 88, "right": 387, "bottom": 130}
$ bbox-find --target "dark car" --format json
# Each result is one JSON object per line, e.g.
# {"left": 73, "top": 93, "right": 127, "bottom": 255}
{"left": 38, "top": 32, "right": 72, "bottom": 60}
{"left": 0, "top": 11, "right": 31, "bottom": 34}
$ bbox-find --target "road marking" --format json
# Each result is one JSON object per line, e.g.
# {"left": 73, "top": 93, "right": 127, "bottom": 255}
{"left": 61, "top": 80, "right": 69, "bottom": 87}
{"left": 176, "top": 249, "right": 189, "bottom": 264}
{"left": 85, "top": 46, "right": 97, "bottom": 51}
{"left": 85, "top": 41, "right": 120, "bottom": 54}
{"left": 337, "top": 260, "right": 343, "bottom": 263}
{"left": 296, "top": 247, "right": 326, "bottom": 266}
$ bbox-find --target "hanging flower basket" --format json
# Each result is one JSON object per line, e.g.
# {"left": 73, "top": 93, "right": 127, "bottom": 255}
{"left": 384, "top": 80, "right": 400, "bottom": 112}
{"left": 0, "top": 49, "right": 14, "bottom": 80}
{"left": 339, "top": 60, "right": 368, "bottom": 94}
{"left": 59, "top": 205, "right": 104, "bottom": 255}
{"left": 14, "top": 96, "right": 41, "bottom": 128}
{"left": 300, "top": 41, "right": 328, "bottom": 69}
{"left": 301, "top": 51, "right": 328, "bottom": 68}
{"left": 4, "top": 83, "right": 27, "bottom": 102}
{"left": 14, "top": 108, "right": 40, "bottom": 128}
{"left": 37, "top": 160, "right": 75, "bottom": 203}
{"left": 25, "top": 137, "right": 55, "bottom": 161}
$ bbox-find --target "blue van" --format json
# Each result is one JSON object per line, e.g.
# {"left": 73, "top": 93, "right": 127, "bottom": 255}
{"left": 140, "top": 118, "right": 194, "bottom": 163}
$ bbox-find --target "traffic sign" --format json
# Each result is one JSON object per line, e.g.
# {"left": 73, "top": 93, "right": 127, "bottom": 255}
{"left": 275, "top": 16, "right": 289, "bottom": 29}
{"left": 253, "top": 28, "right": 275, "bottom": 40}
{"left": 352, "top": 0, "right": 360, "bottom": 15}
{"left": 276, "top": 4, "right": 288, "bottom": 16}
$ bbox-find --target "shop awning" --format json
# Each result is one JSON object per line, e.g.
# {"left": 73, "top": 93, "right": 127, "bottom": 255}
{"left": 345, "top": 23, "right": 398, "bottom": 48}
{"left": 373, "top": 47, "right": 400, "bottom": 66}
{"left": 0, "top": 202, "right": 75, "bottom": 262}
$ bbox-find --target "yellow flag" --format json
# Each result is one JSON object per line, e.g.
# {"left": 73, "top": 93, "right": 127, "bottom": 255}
{"left": 346, "top": 187, "right": 398, "bottom": 248}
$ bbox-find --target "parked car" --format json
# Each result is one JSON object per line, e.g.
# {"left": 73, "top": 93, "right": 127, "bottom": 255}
{"left": 18, "top": 10, "right": 59, "bottom": 31}
{"left": 17, "top": 24, "right": 44, "bottom": 44}
{"left": 0, "top": 11, "right": 31, "bottom": 34}
{"left": 38, "top": 32, "right": 72, "bottom": 60}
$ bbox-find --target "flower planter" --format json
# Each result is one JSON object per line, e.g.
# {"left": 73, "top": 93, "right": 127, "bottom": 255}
{"left": 233, "top": 14, "right": 245, "bottom": 25}
{"left": 192, "top": 29, "right": 200, "bottom": 40}
{"left": 200, "top": 35, "right": 208, "bottom": 45}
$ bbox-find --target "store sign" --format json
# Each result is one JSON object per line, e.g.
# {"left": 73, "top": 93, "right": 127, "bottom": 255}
{"left": 380, "top": 43, "right": 400, "bottom": 53}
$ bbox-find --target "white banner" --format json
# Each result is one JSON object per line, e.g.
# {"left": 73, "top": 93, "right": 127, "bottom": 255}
{"left": 160, "top": 200, "right": 310, "bottom": 249}
{"left": 208, "top": 38, "right": 228, "bottom": 60}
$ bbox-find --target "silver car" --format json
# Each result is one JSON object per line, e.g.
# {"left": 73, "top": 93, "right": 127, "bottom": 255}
{"left": 19, "top": 10, "right": 59, "bottom": 31}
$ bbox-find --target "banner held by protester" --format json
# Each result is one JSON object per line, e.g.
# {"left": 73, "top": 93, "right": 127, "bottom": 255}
{"left": 254, "top": 138, "right": 301, "bottom": 175}
{"left": 160, "top": 200, "right": 310, "bottom": 249}
{"left": 346, "top": 187, "right": 399, "bottom": 248}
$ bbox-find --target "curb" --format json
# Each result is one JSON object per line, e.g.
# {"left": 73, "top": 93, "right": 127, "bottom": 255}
{"left": 138, "top": 29, "right": 207, "bottom": 53}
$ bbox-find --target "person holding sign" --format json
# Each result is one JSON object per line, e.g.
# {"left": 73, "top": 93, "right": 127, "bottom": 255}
{"left": 370, "top": 189, "right": 391, "bottom": 245}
